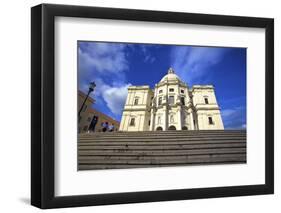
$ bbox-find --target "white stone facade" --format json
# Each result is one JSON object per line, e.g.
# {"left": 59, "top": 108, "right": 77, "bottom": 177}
{"left": 119, "top": 68, "right": 224, "bottom": 131}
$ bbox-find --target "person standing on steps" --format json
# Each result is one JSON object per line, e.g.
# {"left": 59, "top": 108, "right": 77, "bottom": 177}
{"left": 108, "top": 123, "right": 114, "bottom": 132}
{"left": 102, "top": 122, "right": 109, "bottom": 132}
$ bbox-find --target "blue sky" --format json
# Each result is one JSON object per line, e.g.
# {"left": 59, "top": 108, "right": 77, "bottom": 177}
{"left": 78, "top": 41, "right": 246, "bottom": 129}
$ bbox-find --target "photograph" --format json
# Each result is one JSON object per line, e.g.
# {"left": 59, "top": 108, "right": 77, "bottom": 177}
{"left": 77, "top": 41, "right": 247, "bottom": 170}
{"left": 30, "top": 3, "right": 274, "bottom": 209}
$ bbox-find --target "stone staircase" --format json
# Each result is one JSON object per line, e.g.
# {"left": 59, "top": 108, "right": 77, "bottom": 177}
{"left": 78, "top": 130, "right": 246, "bottom": 170}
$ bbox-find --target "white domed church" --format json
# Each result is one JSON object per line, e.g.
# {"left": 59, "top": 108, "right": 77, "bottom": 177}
{"left": 119, "top": 68, "right": 224, "bottom": 131}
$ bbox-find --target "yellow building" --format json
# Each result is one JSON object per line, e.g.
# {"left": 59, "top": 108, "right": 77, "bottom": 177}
{"left": 78, "top": 90, "right": 120, "bottom": 133}
{"left": 119, "top": 68, "right": 224, "bottom": 131}
{"left": 88, "top": 108, "right": 120, "bottom": 132}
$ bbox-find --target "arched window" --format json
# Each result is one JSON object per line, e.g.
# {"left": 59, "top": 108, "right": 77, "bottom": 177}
{"left": 134, "top": 98, "right": 139, "bottom": 105}
{"left": 168, "top": 125, "right": 176, "bottom": 130}
{"left": 204, "top": 97, "right": 209, "bottom": 104}
{"left": 158, "top": 97, "right": 162, "bottom": 105}
{"left": 182, "top": 126, "right": 188, "bottom": 130}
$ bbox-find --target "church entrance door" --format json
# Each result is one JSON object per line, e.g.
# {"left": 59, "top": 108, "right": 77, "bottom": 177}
{"left": 168, "top": 125, "right": 176, "bottom": 130}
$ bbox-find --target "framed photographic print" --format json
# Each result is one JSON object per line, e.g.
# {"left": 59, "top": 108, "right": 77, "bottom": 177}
{"left": 31, "top": 3, "right": 274, "bottom": 209}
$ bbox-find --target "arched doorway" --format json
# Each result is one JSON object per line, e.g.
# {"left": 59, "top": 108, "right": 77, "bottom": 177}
{"left": 156, "top": 126, "right": 163, "bottom": 131}
{"left": 168, "top": 125, "right": 176, "bottom": 130}
{"left": 182, "top": 126, "right": 188, "bottom": 130}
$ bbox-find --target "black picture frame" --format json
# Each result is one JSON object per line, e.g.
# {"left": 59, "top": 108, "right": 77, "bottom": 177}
{"left": 31, "top": 3, "right": 274, "bottom": 209}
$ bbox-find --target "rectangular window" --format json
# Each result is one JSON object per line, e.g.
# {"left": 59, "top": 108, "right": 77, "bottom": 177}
{"left": 169, "top": 88, "right": 174, "bottom": 92}
{"left": 158, "top": 97, "right": 162, "bottom": 105}
{"left": 168, "top": 96, "right": 174, "bottom": 105}
{"left": 130, "top": 118, "right": 135, "bottom": 126}
{"left": 208, "top": 117, "right": 214, "bottom": 125}
{"left": 159, "top": 90, "right": 163, "bottom": 94}
{"left": 204, "top": 97, "right": 209, "bottom": 104}
{"left": 181, "top": 89, "right": 184, "bottom": 94}
{"left": 134, "top": 98, "right": 139, "bottom": 105}
{"left": 148, "top": 120, "right": 151, "bottom": 126}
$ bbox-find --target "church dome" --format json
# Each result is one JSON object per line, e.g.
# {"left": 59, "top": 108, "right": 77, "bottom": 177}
{"left": 160, "top": 67, "right": 182, "bottom": 83}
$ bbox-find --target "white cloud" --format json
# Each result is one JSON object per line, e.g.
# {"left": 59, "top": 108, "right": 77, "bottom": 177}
{"left": 221, "top": 109, "right": 236, "bottom": 118}
{"left": 79, "top": 42, "right": 128, "bottom": 75}
{"left": 144, "top": 55, "right": 156, "bottom": 63}
{"left": 170, "top": 46, "right": 228, "bottom": 84}
{"left": 140, "top": 45, "right": 147, "bottom": 54}
{"left": 84, "top": 77, "right": 131, "bottom": 117}
{"left": 78, "top": 42, "right": 132, "bottom": 117}
{"left": 102, "top": 83, "right": 131, "bottom": 115}
{"left": 139, "top": 45, "right": 156, "bottom": 64}
{"left": 220, "top": 106, "right": 246, "bottom": 129}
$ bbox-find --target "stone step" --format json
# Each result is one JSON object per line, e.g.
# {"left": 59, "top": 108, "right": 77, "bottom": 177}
{"left": 81, "top": 130, "right": 245, "bottom": 134}
{"left": 78, "top": 160, "right": 245, "bottom": 170}
{"left": 78, "top": 143, "right": 245, "bottom": 151}
{"left": 78, "top": 130, "right": 246, "bottom": 170}
{"left": 78, "top": 140, "right": 246, "bottom": 146}
{"left": 79, "top": 138, "right": 246, "bottom": 144}
{"left": 79, "top": 154, "right": 246, "bottom": 165}
{"left": 79, "top": 152, "right": 246, "bottom": 160}
{"left": 80, "top": 129, "right": 245, "bottom": 133}
{"left": 79, "top": 136, "right": 246, "bottom": 143}
{"left": 79, "top": 131, "right": 246, "bottom": 137}
{"left": 78, "top": 147, "right": 246, "bottom": 156}
{"left": 79, "top": 153, "right": 245, "bottom": 161}
{"left": 79, "top": 136, "right": 246, "bottom": 140}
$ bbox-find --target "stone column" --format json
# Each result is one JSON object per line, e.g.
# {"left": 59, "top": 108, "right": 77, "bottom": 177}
{"left": 197, "top": 113, "right": 204, "bottom": 130}
{"left": 150, "top": 109, "right": 155, "bottom": 131}
{"left": 177, "top": 106, "right": 182, "bottom": 130}
{"left": 125, "top": 91, "right": 131, "bottom": 105}
{"left": 126, "top": 115, "right": 130, "bottom": 131}
{"left": 120, "top": 114, "right": 126, "bottom": 131}
{"left": 163, "top": 105, "right": 167, "bottom": 131}
{"left": 189, "top": 109, "right": 195, "bottom": 130}
{"left": 138, "top": 114, "right": 143, "bottom": 131}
